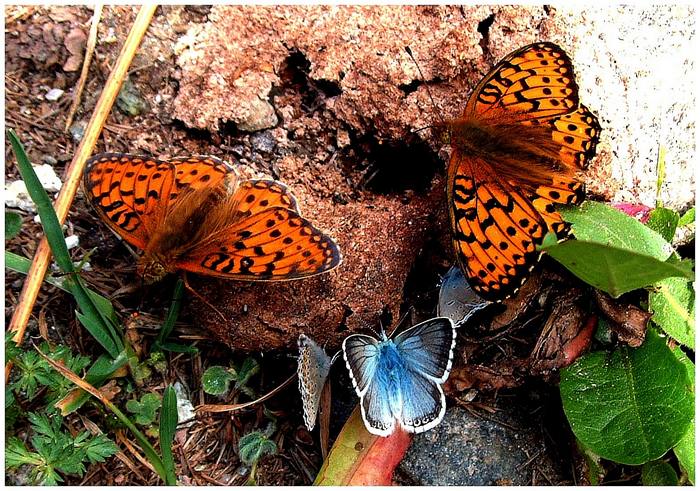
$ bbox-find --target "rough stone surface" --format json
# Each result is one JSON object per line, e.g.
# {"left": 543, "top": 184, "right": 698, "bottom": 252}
{"left": 398, "top": 404, "right": 567, "bottom": 485}
{"left": 174, "top": 5, "right": 694, "bottom": 211}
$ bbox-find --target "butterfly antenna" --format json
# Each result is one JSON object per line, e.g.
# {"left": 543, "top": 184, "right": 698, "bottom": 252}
{"left": 404, "top": 46, "right": 447, "bottom": 128}
{"left": 387, "top": 307, "right": 413, "bottom": 338}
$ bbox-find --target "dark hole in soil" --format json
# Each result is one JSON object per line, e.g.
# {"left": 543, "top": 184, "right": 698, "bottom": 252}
{"left": 350, "top": 132, "right": 443, "bottom": 195}
{"left": 280, "top": 49, "right": 342, "bottom": 108}
{"left": 477, "top": 13, "right": 496, "bottom": 51}
{"left": 398, "top": 79, "right": 422, "bottom": 95}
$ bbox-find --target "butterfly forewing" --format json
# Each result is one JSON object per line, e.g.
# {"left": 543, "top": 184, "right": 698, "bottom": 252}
{"left": 394, "top": 317, "right": 456, "bottom": 382}
{"left": 84, "top": 154, "right": 231, "bottom": 249}
{"left": 178, "top": 206, "right": 341, "bottom": 280}
{"left": 233, "top": 180, "right": 301, "bottom": 215}
{"left": 466, "top": 42, "right": 579, "bottom": 121}
{"left": 550, "top": 105, "right": 601, "bottom": 170}
{"left": 342, "top": 334, "right": 380, "bottom": 397}
{"left": 438, "top": 265, "right": 491, "bottom": 326}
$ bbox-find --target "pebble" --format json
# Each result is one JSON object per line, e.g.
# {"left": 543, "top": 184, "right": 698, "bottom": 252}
{"left": 250, "top": 131, "right": 276, "bottom": 154}
{"left": 45, "top": 88, "right": 64, "bottom": 101}
{"left": 174, "top": 382, "right": 196, "bottom": 426}
{"left": 69, "top": 121, "right": 86, "bottom": 143}
{"left": 237, "top": 98, "right": 278, "bottom": 132}
{"left": 64, "top": 235, "right": 79, "bottom": 249}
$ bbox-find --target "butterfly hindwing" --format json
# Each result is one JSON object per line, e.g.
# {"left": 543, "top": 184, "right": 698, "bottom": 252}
{"left": 394, "top": 317, "right": 456, "bottom": 382}
{"left": 398, "top": 366, "right": 446, "bottom": 433}
{"left": 449, "top": 157, "right": 547, "bottom": 301}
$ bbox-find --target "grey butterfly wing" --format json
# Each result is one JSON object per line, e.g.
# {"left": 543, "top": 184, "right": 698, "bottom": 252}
{"left": 438, "top": 266, "right": 491, "bottom": 326}
{"left": 342, "top": 334, "right": 380, "bottom": 397}
{"left": 297, "top": 334, "right": 333, "bottom": 431}
{"left": 394, "top": 317, "right": 456, "bottom": 383}
{"left": 397, "top": 365, "right": 447, "bottom": 433}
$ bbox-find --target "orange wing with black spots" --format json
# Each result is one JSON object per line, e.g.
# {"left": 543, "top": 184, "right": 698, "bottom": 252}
{"left": 446, "top": 42, "right": 601, "bottom": 301}
{"left": 466, "top": 42, "right": 580, "bottom": 121}
{"left": 83, "top": 154, "right": 231, "bottom": 248}
{"left": 84, "top": 153, "right": 341, "bottom": 283}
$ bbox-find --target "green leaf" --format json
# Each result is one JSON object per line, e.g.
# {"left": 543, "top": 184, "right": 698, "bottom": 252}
{"left": 560, "top": 201, "right": 674, "bottom": 261}
{"left": 155, "top": 279, "right": 184, "bottom": 348}
{"left": 5, "top": 211, "right": 22, "bottom": 239}
{"left": 650, "top": 276, "right": 695, "bottom": 349}
{"left": 678, "top": 207, "right": 695, "bottom": 227}
{"left": 159, "top": 385, "right": 178, "bottom": 485}
{"left": 641, "top": 460, "right": 679, "bottom": 485}
{"left": 5, "top": 436, "right": 42, "bottom": 468}
{"left": 542, "top": 240, "right": 693, "bottom": 298}
{"left": 560, "top": 329, "right": 693, "bottom": 465}
{"left": 76, "top": 310, "right": 120, "bottom": 359}
{"left": 126, "top": 393, "right": 162, "bottom": 426}
{"left": 156, "top": 342, "right": 198, "bottom": 354}
{"left": 673, "top": 347, "right": 695, "bottom": 484}
{"left": 646, "top": 208, "right": 680, "bottom": 243}
{"left": 202, "top": 366, "right": 236, "bottom": 396}
{"left": 78, "top": 433, "right": 119, "bottom": 464}
{"left": 238, "top": 430, "right": 277, "bottom": 466}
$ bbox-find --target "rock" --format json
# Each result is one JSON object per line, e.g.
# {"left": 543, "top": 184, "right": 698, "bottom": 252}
{"left": 45, "top": 88, "right": 64, "bottom": 101}
{"left": 236, "top": 98, "right": 278, "bottom": 132}
{"left": 249, "top": 130, "right": 276, "bottom": 154}
{"left": 64, "top": 234, "right": 79, "bottom": 249}
{"left": 398, "top": 403, "right": 567, "bottom": 485}
{"left": 5, "top": 164, "right": 62, "bottom": 212}
{"left": 173, "top": 5, "right": 693, "bottom": 213}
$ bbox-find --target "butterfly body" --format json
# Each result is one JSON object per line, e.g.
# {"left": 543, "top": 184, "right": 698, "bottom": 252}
{"left": 84, "top": 153, "right": 341, "bottom": 283}
{"left": 444, "top": 42, "right": 601, "bottom": 301}
{"left": 342, "top": 317, "right": 456, "bottom": 436}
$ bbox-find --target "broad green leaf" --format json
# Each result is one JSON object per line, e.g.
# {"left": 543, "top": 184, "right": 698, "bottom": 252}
{"left": 678, "top": 207, "right": 695, "bottom": 227}
{"left": 202, "top": 366, "right": 236, "bottom": 395}
{"left": 238, "top": 430, "right": 277, "bottom": 466}
{"left": 641, "top": 460, "right": 679, "bottom": 485}
{"left": 650, "top": 276, "right": 695, "bottom": 349}
{"left": 542, "top": 240, "right": 692, "bottom": 298}
{"left": 159, "top": 385, "right": 178, "bottom": 485}
{"left": 560, "top": 201, "right": 674, "bottom": 261}
{"left": 5, "top": 211, "right": 22, "bottom": 239}
{"left": 673, "top": 348, "right": 695, "bottom": 484}
{"left": 126, "top": 393, "right": 161, "bottom": 426}
{"left": 560, "top": 329, "right": 693, "bottom": 465}
{"left": 646, "top": 208, "right": 680, "bottom": 243}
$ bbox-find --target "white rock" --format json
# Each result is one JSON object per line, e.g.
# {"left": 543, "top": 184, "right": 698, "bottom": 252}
{"left": 64, "top": 235, "right": 79, "bottom": 249}
{"left": 4, "top": 180, "right": 36, "bottom": 212}
{"left": 33, "top": 164, "right": 62, "bottom": 192}
{"left": 173, "top": 382, "right": 196, "bottom": 426}
{"left": 45, "top": 88, "right": 65, "bottom": 101}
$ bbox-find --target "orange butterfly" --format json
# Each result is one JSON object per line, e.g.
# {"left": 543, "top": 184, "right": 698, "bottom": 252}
{"left": 83, "top": 153, "right": 341, "bottom": 284}
{"left": 444, "top": 42, "right": 600, "bottom": 301}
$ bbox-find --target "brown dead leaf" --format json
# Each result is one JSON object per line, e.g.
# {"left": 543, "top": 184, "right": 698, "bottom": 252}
{"left": 594, "top": 291, "right": 651, "bottom": 347}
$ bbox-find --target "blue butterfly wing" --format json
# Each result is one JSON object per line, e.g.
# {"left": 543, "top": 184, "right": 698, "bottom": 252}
{"left": 394, "top": 317, "right": 456, "bottom": 382}
{"left": 398, "top": 366, "right": 446, "bottom": 433}
{"left": 342, "top": 334, "right": 380, "bottom": 397}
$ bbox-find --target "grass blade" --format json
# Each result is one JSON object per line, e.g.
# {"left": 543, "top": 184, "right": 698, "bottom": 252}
{"left": 160, "top": 385, "right": 178, "bottom": 485}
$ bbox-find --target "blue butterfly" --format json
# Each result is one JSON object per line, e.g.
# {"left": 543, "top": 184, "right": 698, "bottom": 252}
{"left": 342, "top": 317, "right": 456, "bottom": 436}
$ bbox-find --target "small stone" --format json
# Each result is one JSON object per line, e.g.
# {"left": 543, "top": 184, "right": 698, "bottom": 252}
{"left": 42, "top": 155, "right": 58, "bottom": 166}
{"left": 69, "top": 121, "right": 86, "bottom": 143}
{"left": 33, "top": 163, "right": 62, "bottom": 192}
{"left": 45, "top": 88, "right": 64, "bottom": 101}
{"left": 5, "top": 180, "right": 35, "bottom": 212}
{"left": 64, "top": 235, "right": 79, "bottom": 249}
{"left": 116, "top": 77, "right": 149, "bottom": 116}
{"left": 236, "top": 98, "right": 278, "bottom": 132}
{"left": 173, "top": 382, "right": 196, "bottom": 426}
{"left": 250, "top": 131, "right": 276, "bottom": 154}
{"left": 336, "top": 129, "right": 351, "bottom": 148}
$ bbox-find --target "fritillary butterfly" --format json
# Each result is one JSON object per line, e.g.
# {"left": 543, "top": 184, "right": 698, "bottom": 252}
{"left": 83, "top": 153, "right": 341, "bottom": 284}
{"left": 444, "top": 42, "right": 601, "bottom": 301}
